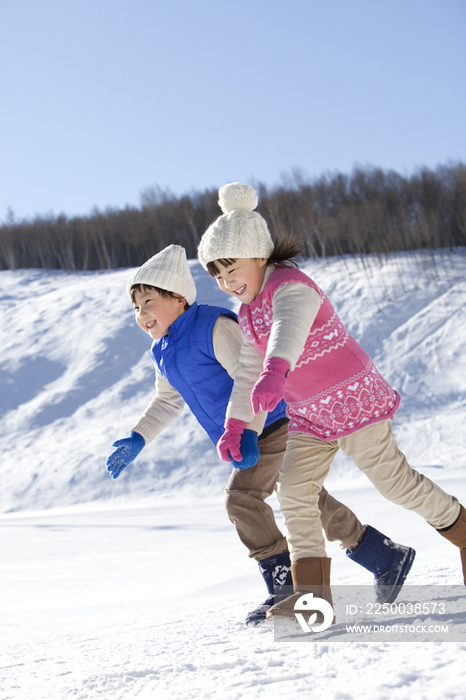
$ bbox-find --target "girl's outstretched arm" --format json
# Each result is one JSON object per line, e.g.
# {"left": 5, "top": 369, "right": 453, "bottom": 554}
{"left": 212, "top": 315, "right": 267, "bottom": 436}
{"left": 225, "top": 334, "right": 265, "bottom": 423}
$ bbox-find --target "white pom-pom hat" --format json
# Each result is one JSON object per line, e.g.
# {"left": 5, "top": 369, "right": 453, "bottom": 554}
{"left": 197, "top": 182, "right": 274, "bottom": 269}
{"left": 127, "top": 244, "right": 197, "bottom": 306}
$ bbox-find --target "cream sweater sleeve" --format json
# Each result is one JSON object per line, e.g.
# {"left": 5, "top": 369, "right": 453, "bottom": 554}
{"left": 225, "top": 333, "right": 266, "bottom": 424}
{"left": 213, "top": 315, "right": 267, "bottom": 434}
{"left": 266, "top": 283, "right": 321, "bottom": 369}
{"left": 131, "top": 366, "right": 185, "bottom": 445}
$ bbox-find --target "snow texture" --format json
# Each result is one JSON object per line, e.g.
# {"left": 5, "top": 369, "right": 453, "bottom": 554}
{"left": 1, "top": 249, "right": 466, "bottom": 699}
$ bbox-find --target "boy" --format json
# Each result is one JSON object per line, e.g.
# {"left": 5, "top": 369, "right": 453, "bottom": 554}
{"left": 106, "top": 244, "right": 415, "bottom": 625}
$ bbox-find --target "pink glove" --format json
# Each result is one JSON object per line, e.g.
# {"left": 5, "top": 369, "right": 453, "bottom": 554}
{"left": 217, "top": 418, "right": 248, "bottom": 462}
{"left": 251, "top": 357, "right": 291, "bottom": 415}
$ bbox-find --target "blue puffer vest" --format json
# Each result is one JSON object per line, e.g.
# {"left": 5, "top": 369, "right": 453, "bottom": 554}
{"left": 151, "top": 302, "right": 287, "bottom": 445}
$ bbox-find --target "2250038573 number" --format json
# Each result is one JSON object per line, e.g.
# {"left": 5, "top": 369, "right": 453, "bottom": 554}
{"left": 365, "top": 602, "right": 446, "bottom": 616}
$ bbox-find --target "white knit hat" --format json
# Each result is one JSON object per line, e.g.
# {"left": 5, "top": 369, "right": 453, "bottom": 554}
{"left": 197, "top": 182, "right": 274, "bottom": 269}
{"left": 127, "top": 244, "right": 197, "bottom": 305}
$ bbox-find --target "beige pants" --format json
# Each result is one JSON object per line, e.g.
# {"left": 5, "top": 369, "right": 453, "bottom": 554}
{"left": 277, "top": 420, "right": 460, "bottom": 560}
{"left": 225, "top": 423, "right": 365, "bottom": 561}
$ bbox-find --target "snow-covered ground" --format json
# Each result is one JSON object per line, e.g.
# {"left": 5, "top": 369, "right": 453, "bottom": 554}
{"left": 1, "top": 249, "right": 466, "bottom": 699}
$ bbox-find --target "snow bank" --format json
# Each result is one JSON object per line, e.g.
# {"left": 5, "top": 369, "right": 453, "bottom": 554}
{"left": 1, "top": 249, "right": 465, "bottom": 512}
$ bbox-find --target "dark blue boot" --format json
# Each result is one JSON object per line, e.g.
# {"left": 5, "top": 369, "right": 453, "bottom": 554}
{"left": 346, "top": 525, "right": 416, "bottom": 604}
{"left": 245, "top": 551, "right": 292, "bottom": 627}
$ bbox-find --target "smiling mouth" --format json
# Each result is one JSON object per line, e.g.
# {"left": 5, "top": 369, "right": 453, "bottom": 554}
{"left": 234, "top": 285, "right": 246, "bottom": 295}
{"left": 146, "top": 321, "right": 156, "bottom": 329}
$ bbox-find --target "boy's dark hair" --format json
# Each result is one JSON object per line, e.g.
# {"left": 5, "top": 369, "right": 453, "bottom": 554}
{"left": 130, "top": 283, "right": 190, "bottom": 309}
{"left": 206, "top": 235, "right": 303, "bottom": 277}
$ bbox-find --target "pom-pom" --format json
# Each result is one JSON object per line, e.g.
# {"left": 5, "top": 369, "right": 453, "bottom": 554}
{"left": 218, "top": 182, "right": 258, "bottom": 214}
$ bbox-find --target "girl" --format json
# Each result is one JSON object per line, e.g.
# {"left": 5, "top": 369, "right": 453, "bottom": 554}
{"left": 197, "top": 182, "right": 466, "bottom": 619}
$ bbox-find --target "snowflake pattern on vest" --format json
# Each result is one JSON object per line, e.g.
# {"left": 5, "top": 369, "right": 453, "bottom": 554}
{"left": 287, "top": 361, "right": 399, "bottom": 438}
{"left": 295, "top": 312, "right": 349, "bottom": 368}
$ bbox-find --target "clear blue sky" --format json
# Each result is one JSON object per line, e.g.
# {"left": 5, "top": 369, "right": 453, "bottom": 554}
{"left": 1, "top": 0, "right": 465, "bottom": 221}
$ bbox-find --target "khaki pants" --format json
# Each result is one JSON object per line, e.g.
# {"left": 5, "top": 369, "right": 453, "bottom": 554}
{"left": 224, "top": 423, "right": 366, "bottom": 561}
{"left": 277, "top": 420, "right": 460, "bottom": 560}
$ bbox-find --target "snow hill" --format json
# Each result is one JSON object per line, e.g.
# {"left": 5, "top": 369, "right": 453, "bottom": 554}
{"left": 1, "top": 249, "right": 466, "bottom": 700}
{"left": 1, "top": 249, "right": 465, "bottom": 513}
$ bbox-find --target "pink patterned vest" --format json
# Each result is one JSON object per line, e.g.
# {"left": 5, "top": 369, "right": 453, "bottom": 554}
{"left": 238, "top": 266, "right": 400, "bottom": 441}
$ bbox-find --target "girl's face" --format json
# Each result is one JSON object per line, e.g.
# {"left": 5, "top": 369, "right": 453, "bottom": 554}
{"left": 214, "top": 258, "right": 268, "bottom": 304}
{"left": 132, "top": 288, "right": 186, "bottom": 339}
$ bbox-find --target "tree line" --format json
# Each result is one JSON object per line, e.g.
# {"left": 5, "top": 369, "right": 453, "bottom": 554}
{"left": 1, "top": 162, "right": 465, "bottom": 271}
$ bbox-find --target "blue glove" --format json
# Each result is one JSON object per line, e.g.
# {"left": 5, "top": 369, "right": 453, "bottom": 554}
{"left": 106, "top": 432, "right": 145, "bottom": 479}
{"left": 231, "top": 430, "right": 260, "bottom": 470}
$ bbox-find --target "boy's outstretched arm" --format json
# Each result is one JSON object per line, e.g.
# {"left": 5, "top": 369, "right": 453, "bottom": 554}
{"left": 106, "top": 368, "right": 185, "bottom": 478}
{"left": 131, "top": 367, "right": 185, "bottom": 443}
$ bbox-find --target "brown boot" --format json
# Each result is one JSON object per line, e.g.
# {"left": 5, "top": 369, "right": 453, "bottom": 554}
{"left": 437, "top": 505, "right": 466, "bottom": 584}
{"left": 266, "top": 557, "right": 334, "bottom": 624}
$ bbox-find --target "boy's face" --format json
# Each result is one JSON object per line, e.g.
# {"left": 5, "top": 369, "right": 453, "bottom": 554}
{"left": 132, "top": 288, "right": 186, "bottom": 340}
{"left": 214, "top": 258, "right": 268, "bottom": 304}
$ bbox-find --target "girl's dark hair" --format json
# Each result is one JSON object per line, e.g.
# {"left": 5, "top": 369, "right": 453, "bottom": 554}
{"left": 268, "top": 235, "right": 303, "bottom": 267}
{"left": 130, "top": 283, "right": 190, "bottom": 309}
{"left": 206, "top": 235, "right": 303, "bottom": 277}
